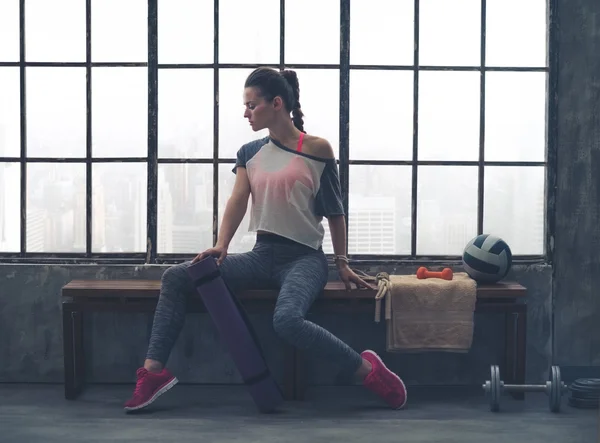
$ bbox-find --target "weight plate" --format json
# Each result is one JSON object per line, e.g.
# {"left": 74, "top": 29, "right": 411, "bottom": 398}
{"left": 568, "top": 396, "right": 600, "bottom": 409}
{"left": 490, "top": 366, "right": 496, "bottom": 411}
{"left": 569, "top": 378, "right": 600, "bottom": 408}
{"left": 571, "top": 378, "right": 600, "bottom": 392}
{"left": 490, "top": 365, "right": 500, "bottom": 412}
{"left": 569, "top": 385, "right": 600, "bottom": 399}
{"left": 550, "top": 366, "right": 561, "bottom": 413}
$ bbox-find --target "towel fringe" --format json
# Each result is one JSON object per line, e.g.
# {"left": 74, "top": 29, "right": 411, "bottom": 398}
{"left": 351, "top": 269, "right": 390, "bottom": 323}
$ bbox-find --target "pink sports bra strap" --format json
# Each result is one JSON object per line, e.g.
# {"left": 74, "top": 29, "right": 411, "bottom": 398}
{"left": 296, "top": 132, "right": 304, "bottom": 152}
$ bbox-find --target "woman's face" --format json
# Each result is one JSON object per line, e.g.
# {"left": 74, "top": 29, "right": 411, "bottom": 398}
{"left": 243, "top": 86, "right": 278, "bottom": 132}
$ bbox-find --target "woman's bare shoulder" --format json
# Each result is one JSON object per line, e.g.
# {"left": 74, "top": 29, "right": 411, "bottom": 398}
{"left": 302, "top": 134, "right": 335, "bottom": 160}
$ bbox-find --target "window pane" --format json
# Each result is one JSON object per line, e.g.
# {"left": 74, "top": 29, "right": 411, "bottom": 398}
{"left": 219, "top": 69, "right": 269, "bottom": 159}
{"left": 219, "top": 0, "right": 279, "bottom": 64}
{"left": 485, "top": 72, "right": 546, "bottom": 162}
{"left": 0, "top": 0, "right": 20, "bottom": 61}
{"left": 350, "top": 70, "right": 413, "bottom": 160}
{"left": 27, "top": 163, "right": 86, "bottom": 253}
{"left": 27, "top": 68, "right": 86, "bottom": 158}
{"left": 418, "top": 72, "right": 479, "bottom": 161}
{"left": 349, "top": 165, "right": 412, "bottom": 255}
{"left": 293, "top": 69, "right": 339, "bottom": 157}
{"left": 486, "top": 0, "right": 547, "bottom": 67}
{"left": 0, "top": 68, "right": 21, "bottom": 157}
{"left": 158, "top": 69, "right": 213, "bottom": 158}
{"left": 484, "top": 166, "right": 544, "bottom": 255}
{"left": 92, "top": 163, "right": 146, "bottom": 252}
{"left": 158, "top": 164, "right": 213, "bottom": 254}
{"left": 419, "top": 0, "right": 480, "bottom": 66}
{"left": 158, "top": 0, "right": 213, "bottom": 64}
{"left": 25, "top": 0, "right": 85, "bottom": 62}
{"left": 285, "top": 0, "right": 339, "bottom": 64}
{"left": 218, "top": 164, "right": 254, "bottom": 254}
{"left": 92, "top": 0, "right": 147, "bottom": 62}
{"left": 350, "top": 0, "right": 414, "bottom": 66}
{"left": 0, "top": 163, "right": 20, "bottom": 252}
{"left": 417, "top": 166, "right": 478, "bottom": 255}
{"left": 92, "top": 68, "right": 147, "bottom": 157}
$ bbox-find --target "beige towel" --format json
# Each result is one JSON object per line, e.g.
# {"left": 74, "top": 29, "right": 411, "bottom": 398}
{"left": 365, "top": 271, "right": 477, "bottom": 353}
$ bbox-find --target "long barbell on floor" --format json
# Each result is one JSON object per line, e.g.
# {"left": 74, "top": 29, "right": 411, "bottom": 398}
{"left": 482, "top": 365, "right": 568, "bottom": 412}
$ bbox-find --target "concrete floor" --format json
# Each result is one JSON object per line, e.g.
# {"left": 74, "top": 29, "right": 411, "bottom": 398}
{"left": 0, "top": 384, "right": 597, "bottom": 443}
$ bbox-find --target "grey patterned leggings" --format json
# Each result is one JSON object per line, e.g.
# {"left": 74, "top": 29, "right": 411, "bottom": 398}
{"left": 146, "top": 234, "right": 363, "bottom": 374}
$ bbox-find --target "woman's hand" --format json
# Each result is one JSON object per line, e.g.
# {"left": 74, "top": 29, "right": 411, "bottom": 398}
{"left": 337, "top": 262, "right": 375, "bottom": 291}
{"left": 191, "top": 243, "right": 228, "bottom": 266}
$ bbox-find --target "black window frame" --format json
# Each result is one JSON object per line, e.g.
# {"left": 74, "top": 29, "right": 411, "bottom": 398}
{"left": 0, "top": 0, "right": 557, "bottom": 265}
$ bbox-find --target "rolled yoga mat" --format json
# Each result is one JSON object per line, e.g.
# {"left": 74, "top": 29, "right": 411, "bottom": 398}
{"left": 185, "top": 257, "right": 284, "bottom": 413}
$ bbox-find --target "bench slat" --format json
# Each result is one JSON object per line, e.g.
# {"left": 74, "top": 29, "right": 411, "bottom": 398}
{"left": 62, "top": 279, "right": 525, "bottom": 300}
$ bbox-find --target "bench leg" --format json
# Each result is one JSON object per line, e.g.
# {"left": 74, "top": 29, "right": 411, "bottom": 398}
{"left": 73, "top": 311, "right": 85, "bottom": 393}
{"left": 514, "top": 307, "right": 527, "bottom": 399}
{"left": 294, "top": 350, "right": 307, "bottom": 401}
{"left": 504, "top": 312, "right": 517, "bottom": 399}
{"left": 505, "top": 308, "right": 527, "bottom": 401}
{"left": 63, "top": 305, "right": 85, "bottom": 400}
{"left": 283, "top": 344, "right": 296, "bottom": 401}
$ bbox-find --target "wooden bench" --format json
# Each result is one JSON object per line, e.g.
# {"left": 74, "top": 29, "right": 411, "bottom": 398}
{"left": 61, "top": 279, "right": 527, "bottom": 401}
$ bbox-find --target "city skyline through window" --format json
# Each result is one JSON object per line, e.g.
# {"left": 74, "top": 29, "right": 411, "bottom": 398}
{"left": 0, "top": 0, "right": 550, "bottom": 262}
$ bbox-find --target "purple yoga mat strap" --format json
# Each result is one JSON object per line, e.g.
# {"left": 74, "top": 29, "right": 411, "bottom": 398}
{"left": 185, "top": 257, "right": 284, "bottom": 413}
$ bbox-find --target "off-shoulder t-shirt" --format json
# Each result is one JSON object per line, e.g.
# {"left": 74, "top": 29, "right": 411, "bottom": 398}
{"left": 233, "top": 134, "right": 344, "bottom": 250}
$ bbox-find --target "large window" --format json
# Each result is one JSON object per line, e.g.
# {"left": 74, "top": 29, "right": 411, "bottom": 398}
{"left": 0, "top": 0, "right": 550, "bottom": 263}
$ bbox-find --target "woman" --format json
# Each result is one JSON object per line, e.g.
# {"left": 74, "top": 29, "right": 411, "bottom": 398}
{"left": 124, "top": 67, "right": 407, "bottom": 412}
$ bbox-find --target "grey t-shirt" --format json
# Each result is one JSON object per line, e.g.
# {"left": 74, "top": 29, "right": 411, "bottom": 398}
{"left": 233, "top": 136, "right": 344, "bottom": 249}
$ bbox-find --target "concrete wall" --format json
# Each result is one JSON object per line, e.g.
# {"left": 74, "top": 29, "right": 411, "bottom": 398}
{"left": 0, "top": 263, "right": 551, "bottom": 386}
{"left": 1, "top": 0, "right": 599, "bottom": 387}
{"left": 553, "top": 0, "right": 600, "bottom": 368}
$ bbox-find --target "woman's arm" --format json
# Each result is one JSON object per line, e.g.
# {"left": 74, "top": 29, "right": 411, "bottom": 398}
{"left": 327, "top": 215, "right": 373, "bottom": 290}
{"left": 193, "top": 167, "right": 250, "bottom": 264}
{"left": 327, "top": 214, "right": 347, "bottom": 258}
{"left": 305, "top": 136, "right": 373, "bottom": 290}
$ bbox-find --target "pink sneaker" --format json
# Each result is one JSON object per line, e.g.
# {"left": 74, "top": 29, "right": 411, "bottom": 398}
{"left": 361, "top": 350, "right": 407, "bottom": 409}
{"left": 124, "top": 367, "right": 178, "bottom": 412}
